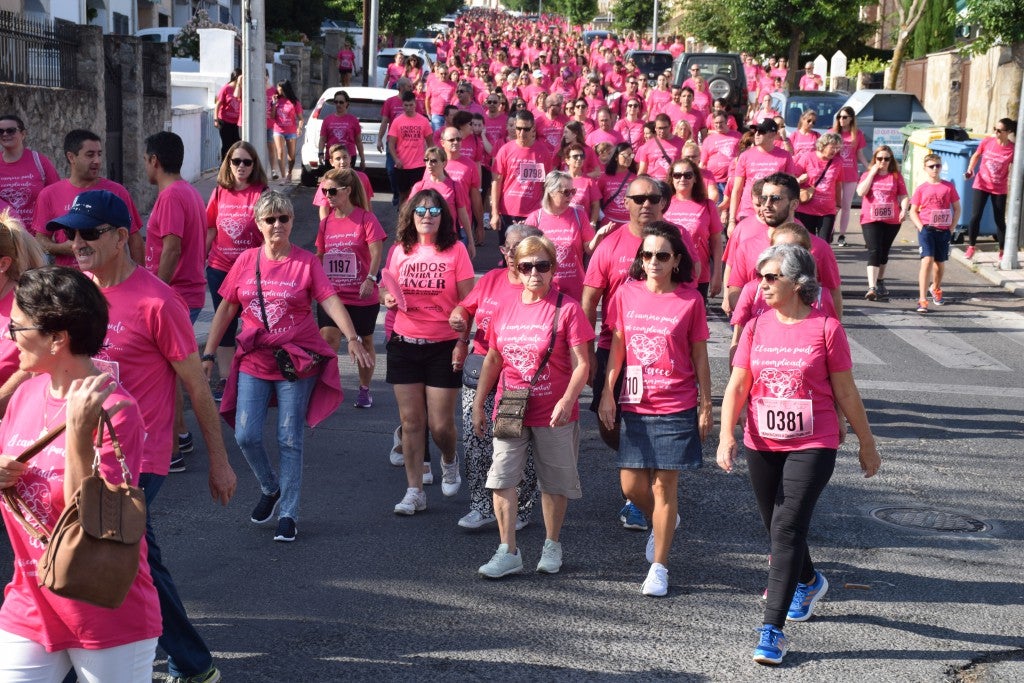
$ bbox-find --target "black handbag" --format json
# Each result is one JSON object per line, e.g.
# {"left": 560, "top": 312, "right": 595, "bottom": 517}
{"left": 462, "top": 353, "right": 486, "bottom": 389}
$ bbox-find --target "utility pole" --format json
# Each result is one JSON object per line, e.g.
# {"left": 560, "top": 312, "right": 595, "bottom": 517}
{"left": 1001, "top": 70, "right": 1023, "bottom": 270}
{"left": 241, "top": 0, "right": 266, "bottom": 147}
{"left": 652, "top": 0, "right": 659, "bottom": 48}
{"left": 368, "top": 0, "right": 379, "bottom": 86}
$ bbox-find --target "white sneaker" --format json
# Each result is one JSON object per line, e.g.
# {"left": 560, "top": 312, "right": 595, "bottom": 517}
{"left": 479, "top": 543, "right": 523, "bottom": 578}
{"left": 645, "top": 514, "right": 680, "bottom": 562}
{"left": 394, "top": 488, "right": 426, "bottom": 515}
{"left": 642, "top": 563, "right": 669, "bottom": 597}
{"left": 440, "top": 456, "right": 461, "bottom": 497}
{"left": 536, "top": 539, "right": 563, "bottom": 574}
{"left": 389, "top": 426, "right": 404, "bottom": 466}
{"left": 515, "top": 515, "right": 530, "bottom": 531}
{"left": 422, "top": 463, "right": 433, "bottom": 485}
{"left": 458, "top": 510, "right": 497, "bottom": 529}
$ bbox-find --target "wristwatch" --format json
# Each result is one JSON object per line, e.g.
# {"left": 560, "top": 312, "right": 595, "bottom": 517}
{"left": 200, "top": 353, "right": 215, "bottom": 362}
{"left": 347, "top": 336, "right": 362, "bottom": 344}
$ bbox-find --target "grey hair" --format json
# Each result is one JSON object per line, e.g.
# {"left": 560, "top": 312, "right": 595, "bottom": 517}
{"left": 756, "top": 243, "right": 820, "bottom": 306}
{"left": 817, "top": 132, "right": 842, "bottom": 151}
{"left": 253, "top": 190, "right": 293, "bottom": 220}
{"left": 542, "top": 170, "right": 573, "bottom": 212}
{"left": 504, "top": 223, "right": 543, "bottom": 249}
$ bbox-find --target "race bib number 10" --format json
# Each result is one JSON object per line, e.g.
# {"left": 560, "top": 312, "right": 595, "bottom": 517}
{"left": 620, "top": 365, "right": 643, "bottom": 404}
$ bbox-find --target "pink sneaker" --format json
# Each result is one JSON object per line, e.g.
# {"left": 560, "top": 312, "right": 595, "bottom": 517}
{"left": 964, "top": 246, "right": 975, "bottom": 259}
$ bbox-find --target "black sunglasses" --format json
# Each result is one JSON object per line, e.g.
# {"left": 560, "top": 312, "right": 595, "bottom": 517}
{"left": 516, "top": 260, "right": 552, "bottom": 274}
{"left": 64, "top": 225, "right": 117, "bottom": 242}
{"left": 626, "top": 194, "right": 662, "bottom": 205}
{"left": 759, "top": 272, "right": 785, "bottom": 283}
{"left": 261, "top": 215, "right": 291, "bottom": 225}
{"left": 671, "top": 171, "right": 695, "bottom": 180}
{"left": 641, "top": 250, "right": 673, "bottom": 262}
{"left": 413, "top": 206, "right": 442, "bottom": 217}
{"left": 8, "top": 321, "right": 44, "bottom": 341}
{"left": 0, "top": 126, "right": 22, "bottom": 136}
{"left": 322, "top": 186, "right": 349, "bottom": 196}
{"left": 230, "top": 158, "right": 254, "bottom": 167}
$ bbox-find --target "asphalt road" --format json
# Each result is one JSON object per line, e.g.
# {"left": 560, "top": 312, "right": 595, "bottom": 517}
{"left": 3, "top": 182, "right": 1023, "bottom": 682}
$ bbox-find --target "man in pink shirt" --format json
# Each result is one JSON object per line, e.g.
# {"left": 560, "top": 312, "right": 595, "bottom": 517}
{"left": 378, "top": 77, "right": 414, "bottom": 206}
{"left": 490, "top": 110, "right": 555, "bottom": 250}
{"left": 799, "top": 62, "right": 822, "bottom": 90}
{"left": 48, "top": 189, "right": 236, "bottom": 683}
{"left": 636, "top": 114, "right": 684, "bottom": 181}
{"left": 585, "top": 107, "right": 624, "bottom": 148}
{"left": 536, "top": 94, "right": 570, "bottom": 150}
{"left": 454, "top": 81, "right": 486, "bottom": 117}
{"left": 425, "top": 64, "right": 457, "bottom": 131}
{"left": 728, "top": 119, "right": 799, "bottom": 229}
{"left": 387, "top": 90, "right": 434, "bottom": 205}
{"left": 441, "top": 126, "right": 484, "bottom": 244}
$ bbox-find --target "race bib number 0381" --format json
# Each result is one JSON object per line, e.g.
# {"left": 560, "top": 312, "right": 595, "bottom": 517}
{"left": 755, "top": 397, "right": 813, "bottom": 440}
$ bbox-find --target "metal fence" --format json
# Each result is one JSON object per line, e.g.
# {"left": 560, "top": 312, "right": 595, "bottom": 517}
{"left": 0, "top": 11, "right": 79, "bottom": 89}
{"left": 199, "top": 107, "right": 220, "bottom": 173}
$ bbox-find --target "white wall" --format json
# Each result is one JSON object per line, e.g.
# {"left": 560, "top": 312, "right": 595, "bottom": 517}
{"left": 52, "top": 0, "right": 85, "bottom": 23}
{"left": 170, "top": 105, "right": 204, "bottom": 182}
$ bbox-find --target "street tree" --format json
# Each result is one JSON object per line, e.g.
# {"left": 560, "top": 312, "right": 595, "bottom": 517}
{"left": 951, "top": 0, "right": 1024, "bottom": 55}
{"left": 884, "top": 0, "right": 931, "bottom": 89}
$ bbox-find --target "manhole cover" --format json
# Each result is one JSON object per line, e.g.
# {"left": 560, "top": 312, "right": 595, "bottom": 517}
{"left": 870, "top": 506, "right": 988, "bottom": 533}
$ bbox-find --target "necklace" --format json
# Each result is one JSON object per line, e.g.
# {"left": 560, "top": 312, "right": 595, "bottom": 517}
{"left": 40, "top": 385, "right": 66, "bottom": 438}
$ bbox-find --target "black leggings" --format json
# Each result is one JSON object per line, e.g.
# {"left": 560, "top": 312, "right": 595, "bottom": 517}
{"left": 861, "top": 221, "right": 902, "bottom": 267}
{"left": 795, "top": 212, "right": 836, "bottom": 242}
{"left": 746, "top": 447, "right": 837, "bottom": 628}
{"left": 967, "top": 189, "right": 1008, "bottom": 250}
{"left": 217, "top": 120, "right": 240, "bottom": 161}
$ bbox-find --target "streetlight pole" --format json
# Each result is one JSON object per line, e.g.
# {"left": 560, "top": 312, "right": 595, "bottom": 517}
{"left": 241, "top": 0, "right": 266, "bottom": 147}
{"left": 652, "top": 0, "right": 659, "bottom": 48}
{"left": 1001, "top": 70, "right": 1023, "bottom": 270}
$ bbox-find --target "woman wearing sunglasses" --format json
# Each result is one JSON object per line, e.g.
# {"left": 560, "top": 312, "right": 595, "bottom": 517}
{"left": 830, "top": 106, "right": 870, "bottom": 247}
{"left": 663, "top": 158, "right": 723, "bottom": 301}
{"left": 793, "top": 133, "right": 843, "bottom": 241}
{"left": 473, "top": 235, "right": 594, "bottom": 578}
{"left": 598, "top": 222, "right": 711, "bottom": 597}
{"left": 0, "top": 210, "right": 46, "bottom": 405}
{"left": 204, "top": 141, "right": 269, "bottom": 395}
{"left": 313, "top": 145, "right": 374, "bottom": 221}
{"left": 790, "top": 110, "right": 820, "bottom": 157}
{"left": 409, "top": 147, "right": 476, "bottom": 259}
{"left": 964, "top": 118, "right": 1016, "bottom": 261}
{"left": 559, "top": 121, "right": 601, "bottom": 177}
{"left": 203, "top": 191, "right": 372, "bottom": 542}
{"left": 718, "top": 243, "right": 880, "bottom": 665}
{"left": 563, "top": 143, "right": 601, "bottom": 227}
{"left": 383, "top": 189, "right": 475, "bottom": 516}
{"left": 0, "top": 114, "right": 60, "bottom": 230}
{"left": 598, "top": 143, "right": 639, "bottom": 228}
{"left": 315, "top": 168, "right": 385, "bottom": 408}
{"left": 857, "top": 145, "right": 908, "bottom": 301}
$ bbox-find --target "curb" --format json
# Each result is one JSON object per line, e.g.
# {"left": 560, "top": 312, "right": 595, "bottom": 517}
{"left": 950, "top": 246, "right": 1024, "bottom": 299}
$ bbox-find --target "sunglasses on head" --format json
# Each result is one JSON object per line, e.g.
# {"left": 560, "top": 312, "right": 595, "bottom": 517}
{"left": 230, "top": 157, "right": 254, "bottom": 167}
{"left": 671, "top": 171, "right": 695, "bottom": 180}
{"left": 261, "top": 214, "right": 291, "bottom": 225}
{"left": 641, "top": 250, "right": 673, "bottom": 262}
{"left": 321, "top": 186, "right": 349, "bottom": 196}
{"left": 413, "top": 206, "right": 442, "bottom": 217}
{"left": 516, "top": 260, "right": 552, "bottom": 274}
{"left": 626, "top": 193, "right": 662, "bottom": 205}
{"left": 64, "top": 225, "right": 117, "bottom": 242}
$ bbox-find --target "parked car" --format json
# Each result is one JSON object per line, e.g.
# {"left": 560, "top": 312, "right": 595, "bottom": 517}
{"left": 299, "top": 86, "right": 394, "bottom": 186}
{"left": 624, "top": 50, "right": 674, "bottom": 78}
{"left": 403, "top": 38, "right": 438, "bottom": 60}
{"left": 842, "top": 89, "right": 933, "bottom": 164}
{"left": 672, "top": 53, "right": 748, "bottom": 123}
{"left": 136, "top": 27, "right": 180, "bottom": 43}
{"left": 373, "top": 48, "right": 432, "bottom": 88}
{"left": 582, "top": 30, "right": 617, "bottom": 46}
{"left": 769, "top": 90, "right": 851, "bottom": 134}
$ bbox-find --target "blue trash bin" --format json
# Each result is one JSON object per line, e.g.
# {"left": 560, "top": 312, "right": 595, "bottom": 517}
{"left": 928, "top": 139, "right": 997, "bottom": 240}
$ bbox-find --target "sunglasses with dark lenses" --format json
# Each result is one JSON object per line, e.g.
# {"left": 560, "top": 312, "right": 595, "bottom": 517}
{"left": 626, "top": 102, "right": 640, "bottom": 108}
{"left": 995, "top": 127, "right": 1008, "bottom": 133}
{"left": 641, "top": 250, "right": 673, "bottom": 262}
{"left": 556, "top": 188, "right": 575, "bottom": 197}
{"left": 486, "top": 99, "right": 499, "bottom": 105}
{"left": 567, "top": 154, "right": 585, "bottom": 160}
{"left": 671, "top": 171, "right": 695, "bottom": 180}
{"left": 321, "top": 186, "right": 349, "bottom": 196}
{"left": 875, "top": 156, "right": 892, "bottom": 162}
{"left": 0, "top": 127, "right": 21, "bottom": 136}
{"left": 626, "top": 193, "right": 662, "bottom": 205}
{"left": 926, "top": 163, "right": 942, "bottom": 169}
{"left": 334, "top": 100, "right": 348, "bottom": 106}
{"left": 759, "top": 272, "right": 785, "bottom": 283}
{"left": 261, "top": 215, "right": 291, "bottom": 225}
{"left": 63, "top": 225, "right": 118, "bottom": 242}
{"left": 516, "top": 260, "right": 553, "bottom": 274}
{"left": 515, "top": 126, "right": 533, "bottom": 132}
{"left": 413, "top": 206, "right": 442, "bottom": 217}
{"left": 230, "top": 158, "right": 254, "bottom": 167}
{"left": 759, "top": 194, "right": 785, "bottom": 205}
{"left": 837, "top": 115, "right": 851, "bottom": 120}
{"left": 423, "top": 158, "right": 440, "bottom": 164}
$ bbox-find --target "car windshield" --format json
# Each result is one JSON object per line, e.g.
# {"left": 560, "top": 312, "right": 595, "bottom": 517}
{"left": 318, "top": 99, "right": 384, "bottom": 122}
{"left": 688, "top": 58, "right": 737, "bottom": 79}
{"left": 782, "top": 97, "right": 844, "bottom": 128}
{"left": 632, "top": 53, "right": 673, "bottom": 75}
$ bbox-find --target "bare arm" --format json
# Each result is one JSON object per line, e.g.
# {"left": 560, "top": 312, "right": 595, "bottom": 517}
{"left": 550, "top": 342, "right": 591, "bottom": 427}
{"left": 156, "top": 234, "right": 182, "bottom": 284}
{"left": 597, "top": 329, "right": 625, "bottom": 430}
{"left": 692, "top": 340, "right": 713, "bottom": 441}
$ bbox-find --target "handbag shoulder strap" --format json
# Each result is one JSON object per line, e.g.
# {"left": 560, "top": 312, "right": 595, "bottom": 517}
{"left": 97, "top": 409, "right": 133, "bottom": 484}
{"left": 601, "top": 173, "right": 631, "bottom": 211}
{"left": 530, "top": 292, "right": 563, "bottom": 388}
{"left": 255, "top": 250, "right": 271, "bottom": 333}
{"left": 653, "top": 135, "right": 673, "bottom": 166}
{"left": 812, "top": 156, "right": 834, "bottom": 188}
{"left": 2, "top": 423, "right": 69, "bottom": 543}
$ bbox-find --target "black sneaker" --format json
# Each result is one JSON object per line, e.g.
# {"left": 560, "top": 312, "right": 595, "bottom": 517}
{"left": 274, "top": 517, "right": 297, "bottom": 542}
{"left": 876, "top": 279, "right": 889, "bottom": 299}
{"left": 837, "top": 235, "right": 847, "bottom": 247}
{"left": 169, "top": 454, "right": 186, "bottom": 473}
{"left": 178, "top": 432, "right": 194, "bottom": 453}
{"left": 251, "top": 490, "right": 281, "bottom": 524}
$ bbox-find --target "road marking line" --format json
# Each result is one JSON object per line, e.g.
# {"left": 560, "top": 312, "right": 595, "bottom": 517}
{"left": 856, "top": 379, "right": 1024, "bottom": 398}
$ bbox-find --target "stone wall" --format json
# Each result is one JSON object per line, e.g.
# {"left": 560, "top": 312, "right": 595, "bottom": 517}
{"left": 965, "top": 43, "right": 1022, "bottom": 134}
{"left": 923, "top": 50, "right": 965, "bottom": 126}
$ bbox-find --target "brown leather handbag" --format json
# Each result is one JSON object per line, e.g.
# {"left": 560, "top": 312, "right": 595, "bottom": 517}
{"left": 6, "top": 410, "right": 147, "bottom": 609}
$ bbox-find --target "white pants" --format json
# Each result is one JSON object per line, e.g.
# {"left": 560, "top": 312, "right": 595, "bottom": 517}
{"left": 0, "top": 630, "right": 157, "bottom": 683}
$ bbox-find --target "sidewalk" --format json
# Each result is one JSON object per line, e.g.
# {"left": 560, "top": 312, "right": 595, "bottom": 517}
{"left": 950, "top": 243, "right": 1024, "bottom": 298}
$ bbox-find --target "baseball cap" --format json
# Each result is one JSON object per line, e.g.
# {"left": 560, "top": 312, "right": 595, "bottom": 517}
{"left": 532, "top": 69, "right": 544, "bottom": 79}
{"left": 47, "top": 190, "right": 130, "bottom": 232}
{"left": 754, "top": 119, "right": 779, "bottom": 134}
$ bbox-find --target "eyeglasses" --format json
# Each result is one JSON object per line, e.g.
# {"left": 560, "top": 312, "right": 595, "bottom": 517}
{"left": 875, "top": 156, "right": 892, "bottom": 162}
{"left": 486, "top": 99, "right": 499, "bottom": 104}
{"left": 321, "top": 186, "right": 349, "bottom": 196}
{"left": 759, "top": 272, "right": 785, "bottom": 283}
{"left": 7, "top": 321, "right": 43, "bottom": 341}
{"left": 759, "top": 194, "right": 786, "bottom": 205}
{"left": 261, "top": 215, "right": 291, "bottom": 225}
{"left": 457, "top": 89, "right": 469, "bottom": 94}
{"left": 0, "top": 126, "right": 22, "bottom": 136}
{"left": 333, "top": 100, "right": 348, "bottom": 106}
{"left": 230, "top": 157, "right": 254, "bottom": 167}
{"left": 627, "top": 80, "right": 637, "bottom": 85}
{"left": 995, "top": 127, "right": 1008, "bottom": 133}
{"left": 555, "top": 188, "right": 575, "bottom": 197}
{"left": 443, "top": 136, "right": 462, "bottom": 142}
{"left": 926, "top": 163, "right": 942, "bottom": 169}
{"left": 516, "top": 260, "right": 552, "bottom": 274}
{"left": 574, "top": 103, "right": 586, "bottom": 108}
{"left": 567, "top": 154, "right": 585, "bottom": 160}
{"left": 671, "top": 171, "right": 695, "bottom": 180}
{"left": 413, "top": 206, "right": 442, "bottom": 217}
{"left": 63, "top": 225, "right": 117, "bottom": 241}
{"left": 655, "top": 126, "right": 670, "bottom": 132}
{"left": 627, "top": 103, "right": 640, "bottom": 108}
{"left": 423, "top": 158, "right": 440, "bottom": 164}
{"left": 515, "top": 126, "right": 533, "bottom": 132}
{"left": 837, "top": 115, "right": 851, "bottom": 120}
{"left": 626, "top": 194, "right": 662, "bottom": 205}
{"left": 641, "top": 250, "right": 673, "bottom": 262}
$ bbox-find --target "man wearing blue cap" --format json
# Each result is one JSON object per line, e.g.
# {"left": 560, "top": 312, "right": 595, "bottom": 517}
{"left": 48, "top": 189, "right": 235, "bottom": 683}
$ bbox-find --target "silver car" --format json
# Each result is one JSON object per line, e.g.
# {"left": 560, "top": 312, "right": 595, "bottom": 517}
{"left": 299, "top": 86, "right": 395, "bottom": 186}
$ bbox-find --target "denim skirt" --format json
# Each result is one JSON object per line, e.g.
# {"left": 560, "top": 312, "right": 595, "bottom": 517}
{"left": 617, "top": 407, "right": 703, "bottom": 471}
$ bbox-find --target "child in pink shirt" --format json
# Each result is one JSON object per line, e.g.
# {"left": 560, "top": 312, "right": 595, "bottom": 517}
{"left": 909, "top": 153, "right": 960, "bottom": 312}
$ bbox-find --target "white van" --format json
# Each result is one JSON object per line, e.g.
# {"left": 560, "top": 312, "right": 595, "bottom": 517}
{"left": 136, "top": 27, "right": 181, "bottom": 44}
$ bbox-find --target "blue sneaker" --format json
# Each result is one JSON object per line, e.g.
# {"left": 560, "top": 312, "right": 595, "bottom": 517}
{"left": 752, "top": 624, "right": 789, "bottom": 665}
{"left": 619, "top": 502, "right": 648, "bottom": 530}
{"left": 787, "top": 570, "right": 829, "bottom": 622}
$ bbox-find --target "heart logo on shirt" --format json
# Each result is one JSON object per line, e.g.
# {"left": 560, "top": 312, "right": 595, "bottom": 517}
{"left": 503, "top": 343, "right": 546, "bottom": 381}
{"left": 554, "top": 243, "right": 573, "bottom": 266}
{"left": 220, "top": 216, "right": 247, "bottom": 241}
{"left": 0, "top": 187, "right": 30, "bottom": 209}
{"left": 247, "top": 297, "right": 286, "bottom": 329}
{"left": 757, "top": 368, "right": 803, "bottom": 399}
{"left": 628, "top": 334, "right": 666, "bottom": 367}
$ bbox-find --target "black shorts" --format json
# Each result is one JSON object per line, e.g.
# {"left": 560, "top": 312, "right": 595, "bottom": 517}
{"left": 317, "top": 302, "right": 380, "bottom": 337}
{"left": 386, "top": 337, "right": 461, "bottom": 388}
{"left": 395, "top": 167, "right": 425, "bottom": 194}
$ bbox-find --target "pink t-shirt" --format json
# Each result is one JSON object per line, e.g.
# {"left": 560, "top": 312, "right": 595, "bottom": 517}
{"left": 734, "top": 146, "right": 799, "bottom": 218}
{"left": 606, "top": 281, "right": 709, "bottom": 414}
{"left": 731, "top": 277, "right": 839, "bottom": 327}
{"left": 733, "top": 308, "right": 852, "bottom": 451}
{"left": 337, "top": 48, "right": 356, "bottom": 71}
{"left": 388, "top": 113, "right": 434, "bottom": 170}
{"left": 273, "top": 98, "right": 303, "bottom": 135}
{"left": 486, "top": 288, "right": 595, "bottom": 427}
{"left": 837, "top": 129, "right": 867, "bottom": 181}
{"left": 320, "top": 113, "right": 362, "bottom": 157}
{"left": 32, "top": 178, "right": 143, "bottom": 268}
{"left": 0, "top": 375, "right": 161, "bottom": 652}
{"left": 410, "top": 176, "right": 471, "bottom": 226}
{"left": 0, "top": 148, "right": 59, "bottom": 228}
{"left": 426, "top": 79, "right": 457, "bottom": 115}
{"left": 483, "top": 113, "right": 510, "bottom": 165}
{"left": 614, "top": 119, "right": 646, "bottom": 152}
{"left": 911, "top": 180, "right": 960, "bottom": 229}
{"left": 457, "top": 267, "right": 523, "bottom": 355}
{"left": 586, "top": 128, "right": 624, "bottom": 148}
{"left": 386, "top": 241, "right": 475, "bottom": 340}
{"left": 790, "top": 129, "right": 820, "bottom": 157}
{"left": 0, "top": 290, "right": 20, "bottom": 385}
{"left": 206, "top": 183, "right": 266, "bottom": 272}
{"left": 726, "top": 228, "right": 841, "bottom": 290}
{"left": 220, "top": 247, "right": 336, "bottom": 380}
{"left": 146, "top": 180, "right": 208, "bottom": 309}
{"left": 584, "top": 225, "right": 643, "bottom": 349}
{"left": 380, "top": 95, "right": 404, "bottom": 125}
{"left": 445, "top": 157, "right": 481, "bottom": 194}
{"left": 216, "top": 82, "right": 241, "bottom": 124}
{"left": 973, "top": 136, "right": 1015, "bottom": 195}
{"left": 636, "top": 137, "right": 683, "bottom": 181}
{"left": 663, "top": 196, "right": 724, "bottom": 284}
{"left": 597, "top": 172, "right": 636, "bottom": 225}
{"left": 799, "top": 74, "right": 821, "bottom": 90}
{"left": 795, "top": 151, "right": 842, "bottom": 216}
{"left": 314, "top": 206, "right": 386, "bottom": 305}
{"left": 700, "top": 131, "right": 742, "bottom": 183}
{"left": 93, "top": 267, "right": 197, "bottom": 475}
{"left": 536, "top": 113, "right": 569, "bottom": 149}
{"left": 524, "top": 206, "right": 595, "bottom": 302}
{"left": 492, "top": 140, "right": 554, "bottom": 217}
{"left": 570, "top": 176, "right": 600, "bottom": 214}
{"left": 859, "top": 171, "right": 907, "bottom": 225}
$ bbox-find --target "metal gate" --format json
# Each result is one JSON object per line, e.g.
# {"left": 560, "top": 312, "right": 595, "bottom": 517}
{"left": 104, "top": 46, "right": 123, "bottom": 183}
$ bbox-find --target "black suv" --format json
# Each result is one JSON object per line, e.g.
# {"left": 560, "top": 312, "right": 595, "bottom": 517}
{"left": 672, "top": 53, "right": 748, "bottom": 123}
{"left": 624, "top": 50, "right": 675, "bottom": 79}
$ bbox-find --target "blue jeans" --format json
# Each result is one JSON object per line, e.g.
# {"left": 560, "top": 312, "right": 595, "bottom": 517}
{"left": 206, "top": 266, "right": 241, "bottom": 346}
{"left": 138, "top": 473, "right": 212, "bottom": 678}
{"left": 234, "top": 372, "right": 316, "bottom": 522}
{"left": 430, "top": 113, "right": 446, "bottom": 131}
{"left": 385, "top": 148, "right": 398, "bottom": 206}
